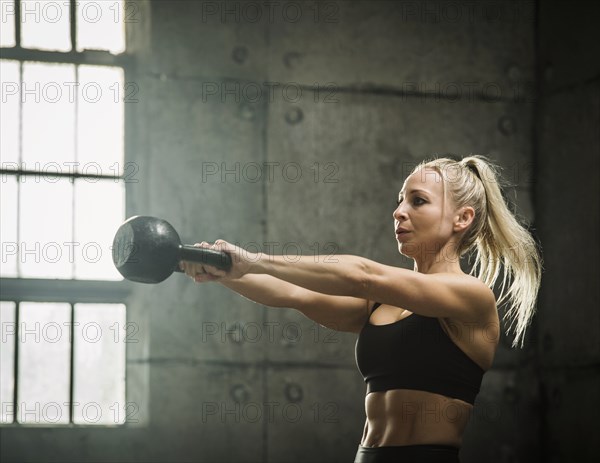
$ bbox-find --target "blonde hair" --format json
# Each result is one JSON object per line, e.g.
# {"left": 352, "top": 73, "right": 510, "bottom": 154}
{"left": 409, "top": 154, "right": 543, "bottom": 348}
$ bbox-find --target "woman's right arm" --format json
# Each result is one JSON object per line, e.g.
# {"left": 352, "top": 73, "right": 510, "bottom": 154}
{"left": 219, "top": 274, "right": 370, "bottom": 333}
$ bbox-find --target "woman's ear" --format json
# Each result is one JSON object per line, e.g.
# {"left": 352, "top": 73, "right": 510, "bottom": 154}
{"left": 454, "top": 206, "right": 475, "bottom": 232}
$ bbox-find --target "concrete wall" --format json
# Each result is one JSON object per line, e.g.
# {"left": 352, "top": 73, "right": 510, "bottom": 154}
{"left": 535, "top": 1, "right": 600, "bottom": 462}
{"left": 2, "top": 1, "right": 598, "bottom": 462}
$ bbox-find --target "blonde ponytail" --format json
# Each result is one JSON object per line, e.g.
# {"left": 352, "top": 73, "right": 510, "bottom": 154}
{"left": 413, "top": 154, "right": 543, "bottom": 348}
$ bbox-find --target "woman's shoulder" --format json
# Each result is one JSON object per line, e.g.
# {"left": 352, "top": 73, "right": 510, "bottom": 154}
{"left": 431, "top": 272, "right": 494, "bottom": 298}
{"left": 427, "top": 272, "right": 497, "bottom": 321}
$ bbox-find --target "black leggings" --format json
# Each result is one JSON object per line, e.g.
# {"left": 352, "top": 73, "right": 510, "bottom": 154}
{"left": 354, "top": 444, "right": 460, "bottom": 463}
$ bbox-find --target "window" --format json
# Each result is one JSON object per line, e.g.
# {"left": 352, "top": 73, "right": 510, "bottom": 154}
{"left": 1, "top": 0, "right": 135, "bottom": 426}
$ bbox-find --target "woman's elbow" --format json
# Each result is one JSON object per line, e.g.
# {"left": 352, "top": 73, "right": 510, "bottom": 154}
{"left": 351, "top": 258, "right": 373, "bottom": 299}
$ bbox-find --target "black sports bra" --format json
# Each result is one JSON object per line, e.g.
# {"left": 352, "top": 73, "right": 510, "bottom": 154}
{"left": 355, "top": 302, "right": 485, "bottom": 405}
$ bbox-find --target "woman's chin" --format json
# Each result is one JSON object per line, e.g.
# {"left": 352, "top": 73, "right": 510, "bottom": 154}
{"left": 397, "top": 244, "right": 413, "bottom": 259}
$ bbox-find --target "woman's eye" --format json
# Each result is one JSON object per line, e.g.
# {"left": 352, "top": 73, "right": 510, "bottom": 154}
{"left": 396, "top": 197, "right": 425, "bottom": 207}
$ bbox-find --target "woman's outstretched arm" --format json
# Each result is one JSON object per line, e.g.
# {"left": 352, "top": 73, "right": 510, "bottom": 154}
{"left": 191, "top": 271, "right": 369, "bottom": 333}
{"left": 190, "top": 241, "right": 494, "bottom": 324}
{"left": 218, "top": 273, "right": 301, "bottom": 308}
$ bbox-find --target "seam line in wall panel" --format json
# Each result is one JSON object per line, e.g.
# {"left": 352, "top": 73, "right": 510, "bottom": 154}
{"left": 532, "top": 1, "right": 548, "bottom": 461}
{"left": 128, "top": 358, "right": 359, "bottom": 370}
{"left": 541, "top": 73, "right": 600, "bottom": 97}
{"left": 142, "top": 72, "right": 532, "bottom": 104}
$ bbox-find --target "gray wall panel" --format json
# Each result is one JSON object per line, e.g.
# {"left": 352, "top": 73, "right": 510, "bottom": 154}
{"left": 535, "top": 2, "right": 600, "bottom": 459}
{"left": 536, "top": 80, "right": 600, "bottom": 367}
{"left": 269, "top": 0, "right": 535, "bottom": 99}
{"left": 149, "top": 0, "right": 268, "bottom": 80}
{"left": 141, "top": 75, "right": 264, "bottom": 233}
{"left": 136, "top": 74, "right": 267, "bottom": 361}
{"left": 461, "top": 369, "right": 540, "bottom": 463}
{"left": 540, "top": 367, "right": 600, "bottom": 463}
{"left": 539, "top": 0, "right": 600, "bottom": 92}
{"left": 146, "top": 363, "right": 264, "bottom": 462}
{"left": 266, "top": 367, "right": 365, "bottom": 463}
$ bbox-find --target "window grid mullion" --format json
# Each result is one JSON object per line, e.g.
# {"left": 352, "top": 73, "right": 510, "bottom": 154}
{"left": 69, "top": 0, "right": 77, "bottom": 52}
{"left": 0, "top": 278, "right": 133, "bottom": 304}
{"left": 68, "top": 302, "right": 75, "bottom": 424}
{"left": 16, "top": 60, "right": 23, "bottom": 278}
{"left": 14, "top": 0, "right": 21, "bottom": 48}
{"left": 13, "top": 301, "right": 20, "bottom": 424}
{"left": 72, "top": 64, "right": 79, "bottom": 278}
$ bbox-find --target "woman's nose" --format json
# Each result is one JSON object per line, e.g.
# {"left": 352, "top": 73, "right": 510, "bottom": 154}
{"left": 393, "top": 206, "right": 406, "bottom": 220}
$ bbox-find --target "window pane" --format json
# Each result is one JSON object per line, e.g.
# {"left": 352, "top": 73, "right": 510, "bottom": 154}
{"left": 22, "top": 62, "right": 76, "bottom": 169}
{"left": 0, "top": 174, "right": 18, "bottom": 277}
{"left": 20, "top": 177, "right": 73, "bottom": 279}
{"left": 74, "top": 179, "right": 124, "bottom": 280}
{"left": 77, "top": 0, "right": 125, "bottom": 54}
{"left": 21, "top": 0, "right": 70, "bottom": 52}
{"left": 18, "top": 302, "right": 71, "bottom": 425}
{"left": 0, "top": 59, "right": 20, "bottom": 167}
{"left": 0, "top": 1, "right": 16, "bottom": 47}
{"left": 0, "top": 301, "right": 16, "bottom": 424}
{"left": 78, "top": 65, "right": 124, "bottom": 176}
{"left": 73, "top": 303, "right": 126, "bottom": 425}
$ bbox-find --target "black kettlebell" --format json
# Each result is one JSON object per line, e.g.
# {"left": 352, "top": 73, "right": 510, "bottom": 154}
{"left": 112, "top": 215, "right": 232, "bottom": 284}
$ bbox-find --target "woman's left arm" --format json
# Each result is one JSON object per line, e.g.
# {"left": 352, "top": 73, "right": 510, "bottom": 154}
{"left": 253, "top": 253, "right": 372, "bottom": 298}
{"left": 254, "top": 253, "right": 495, "bottom": 324}
{"left": 254, "top": 252, "right": 496, "bottom": 323}
{"left": 195, "top": 239, "right": 373, "bottom": 297}
{"left": 199, "top": 240, "right": 495, "bottom": 322}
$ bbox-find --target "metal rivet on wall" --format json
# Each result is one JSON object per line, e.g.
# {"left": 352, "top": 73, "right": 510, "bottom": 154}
{"left": 230, "top": 383, "right": 250, "bottom": 403}
{"left": 238, "top": 103, "right": 256, "bottom": 121}
{"left": 285, "top": 107, "right": 304, "bottom": 125}
{"left": 284, "top": 382, "right": 304, "bottom": 403}
{"left": 506, "top": 64, "right": 522, "bottom": 82}
{"left": 283, "top": 51, "right": 303, "bottom": 69}
{"left": 232, "top": 46, "right": 249, "bottom": 64}
{"left": 502, "top": 384, "right": 520, "bottom": 405}
{"left": 498, "top": 115, "right": 516, "bottom": 136}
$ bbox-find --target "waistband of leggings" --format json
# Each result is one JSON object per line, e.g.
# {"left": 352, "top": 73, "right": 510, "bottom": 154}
{"left": 357, "top": 444, "right": 459, "bottom": 452}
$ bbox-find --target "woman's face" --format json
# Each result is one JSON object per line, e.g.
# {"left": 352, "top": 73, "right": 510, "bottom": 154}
{"left": 393, "top": 168, "right": 459, "bottom": 260}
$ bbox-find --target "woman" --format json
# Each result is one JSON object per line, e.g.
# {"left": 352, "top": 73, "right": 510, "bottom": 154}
{"left": 180, "top": 155, "right": 543, "bottom": 463}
